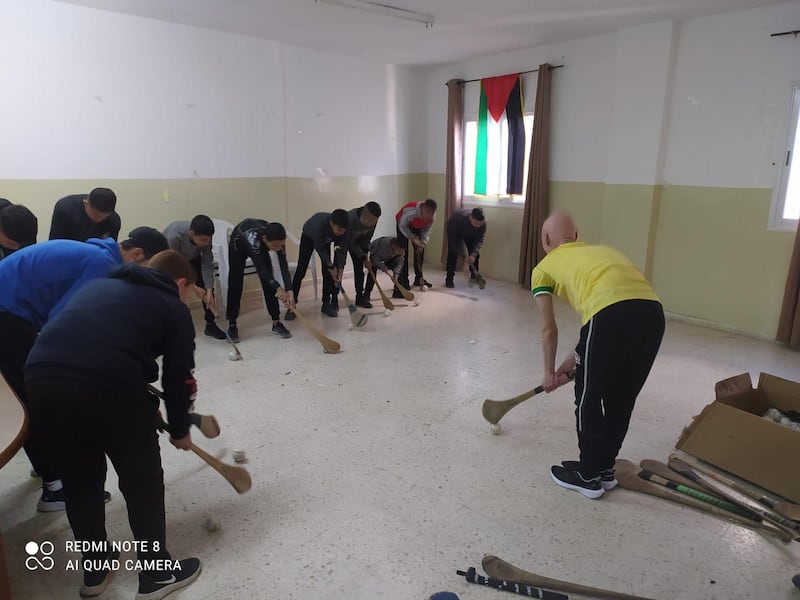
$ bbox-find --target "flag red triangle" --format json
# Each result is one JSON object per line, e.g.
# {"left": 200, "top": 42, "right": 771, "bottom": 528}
{"left": 481, "top": 73, "right": 519, "bottom": 122}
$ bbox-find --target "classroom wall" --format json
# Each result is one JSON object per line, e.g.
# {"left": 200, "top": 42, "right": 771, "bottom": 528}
{"left": 0, "top": 0, "right": 427, "bottom": 245}
{"left": 422, "top": 1, "right": 800, "bottom": 338}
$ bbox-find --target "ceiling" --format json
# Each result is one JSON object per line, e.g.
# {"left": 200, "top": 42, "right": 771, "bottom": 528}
{"left": 56, "top": 0, "right": 788, "bottom": 65}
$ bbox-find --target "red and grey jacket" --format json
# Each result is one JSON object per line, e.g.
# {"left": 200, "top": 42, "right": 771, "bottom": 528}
{"left": 395, "top": 201, "right": 434, "bottom": 244}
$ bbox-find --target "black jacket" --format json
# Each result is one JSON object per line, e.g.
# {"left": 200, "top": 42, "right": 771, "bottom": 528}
{"left": 302, "top": 212, "right": 348, "bottom": 269}
{"left": 49, "top": 194, "right": 121, "bottom": 242}
{"left": 230, "top": 218, "right": 292, "bottom": 292}
{"left": 25, "top": 264, "right": 196, "bottom": 437}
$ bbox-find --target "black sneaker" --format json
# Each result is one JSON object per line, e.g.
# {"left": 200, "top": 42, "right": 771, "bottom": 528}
{"left": 204, "top": 323, "right": 227, "bottom": 340}
{"left": 421, "top": 279, "right": 432, "bottom": 289}
{"left": 271, "top": 322, "right": 292, "bottom": 339}
{"left": 80, "top": 548, "right": 120, "bottom": 597}
{"left": 355, "top": 296, "right": 373, "bottom": 309}
{"left": 284, "top": 310, "right": 296, "bottom": 321}
{"left": 38, "top": 487, "right": 111, "bottom": 512}
{"left": 550, "top": 465, "right": 604, "bottom": 499}
{"left": 227, "top": 325, "right": 240, "bottom": 343}
{"left": 561, "top": 460, "right": 617, "bottom": 490}
{"left": 476, "top": 274, "right": 486, "bottom": 289}
{"left": 321, "top": 303, "right": 337, "bottom": 318}
{"left": 37, "top": 486, "right": 66, "bottom": 512}
{"left": 445, "top": 278, "right": 454, "bottom": 288}
{"left": 392, "top": 289, "right": 404, "bottom": 299}
{"left": 136, "top": 558, "right": 202, "bottom": 600}
{"left": 793, "top": 573, "right": 800, "bottom": 590}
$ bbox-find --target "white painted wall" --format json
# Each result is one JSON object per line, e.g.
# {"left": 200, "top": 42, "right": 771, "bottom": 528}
{"left": 604, "top": 21, "right": 676, "bottom": 185}
{"left": 0, "top": 0, "right": 422, "bottom": 180}
{"left": 663, "top": 1, "right": 800, "bottom": 188}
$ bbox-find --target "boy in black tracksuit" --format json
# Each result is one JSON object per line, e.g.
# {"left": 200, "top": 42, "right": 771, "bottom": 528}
{"left": 24, "top": 251, "right": 202, "bottom": 599}
{"left": 445, "top": 207, "right": 487, "bottom": 289}
{"left": 289, "top": 210, "right": 349, "bottom": 318}
{"left": 346, "top": 202, "right": 381, "bottom": 308}
{"left": 226, "top": 219, "right": 296, "bottom": 341}
{"left": 363, "top": 237, "right": 405, "bottom": 303}
{"left": 49, "top": 188, "right": 121, "bottom": 242}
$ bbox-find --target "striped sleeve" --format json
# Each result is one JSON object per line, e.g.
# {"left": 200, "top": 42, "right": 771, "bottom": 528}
{"left": 531, "top": 267, "right": 554, "bottom": 296}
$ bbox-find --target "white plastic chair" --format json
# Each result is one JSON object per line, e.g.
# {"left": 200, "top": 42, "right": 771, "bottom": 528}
{"left": 212, "top": 220, "right": 317, "bottom": 316}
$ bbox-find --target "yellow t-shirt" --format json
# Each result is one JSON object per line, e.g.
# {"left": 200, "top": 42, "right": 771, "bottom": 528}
{"left": 531, "top": 242, "right": 659, "bottom": 324}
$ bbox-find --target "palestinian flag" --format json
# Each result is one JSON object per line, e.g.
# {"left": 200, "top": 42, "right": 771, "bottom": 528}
{"left": 474, "top": 73, "right": 525, "bottom": 196}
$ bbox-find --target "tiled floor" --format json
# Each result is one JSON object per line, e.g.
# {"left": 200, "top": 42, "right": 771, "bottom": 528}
{"left": 2, "top": 268, "right": 799, "bottom": 599}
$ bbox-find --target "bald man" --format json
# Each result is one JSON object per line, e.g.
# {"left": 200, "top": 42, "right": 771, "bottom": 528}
{"left": 531, "top": 211, "right": 664, "bottom": 499}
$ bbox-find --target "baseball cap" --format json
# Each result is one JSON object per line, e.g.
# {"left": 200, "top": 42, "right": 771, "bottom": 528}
{"left": 125, "top": 226, "right": 169, "bottom": 259}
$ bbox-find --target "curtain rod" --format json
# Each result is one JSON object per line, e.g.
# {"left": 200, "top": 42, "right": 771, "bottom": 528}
{"left": 771, "top": 30, "right": 800, "bottom": 37}
{"left": 446, "top": 64, "right": 564, "bottom": 86}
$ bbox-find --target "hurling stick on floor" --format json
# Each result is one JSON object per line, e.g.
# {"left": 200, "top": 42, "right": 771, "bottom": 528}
{"left": 482, "top": 555, "right": 656, "bottom": 600}
{"left": 670, "top": 451, "right": 800, "bottom": 522}
{"left": 337, "top": 285, "right": 368, "bottom": 327}
{"left": 366, "top": 264, "right": 394, "bottom": 311}
{"left": 147, "top": 384, "right": 220, "bottom": 438}
{"left": 639, "top": 459, "right": 706, "bottom": 490}
{"left": 292, "top": 308, "right": 341, "bottom": 354}
{"left": 155, "top": 413, "right": 251, "bottom": 494}
{"left": 667, "top": 457, "right": 800, "bottom": 539}
{"left": 457, "top": 566, "right": 568, "bottom": 600}
{"left": 189, "top": 443, "right": 252, "bottom": 494}
{"left": 615, "top": 460, "right": 792, "bottom": 542}
{"left": 482, "top": 385, "right": 544, "bottom": 426}
{"left": 388, "top": 275, "right": 415, "bottom": 301}
{"left": 482, "top": 371, "right": 575, "bottom": 428}
{"left": 619, "top": 460, "right": 756, "bottom": 519}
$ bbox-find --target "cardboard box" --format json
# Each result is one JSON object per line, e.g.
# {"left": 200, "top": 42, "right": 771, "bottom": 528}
{"left": 676, "top": 372, "right": 800, "bottom": 503}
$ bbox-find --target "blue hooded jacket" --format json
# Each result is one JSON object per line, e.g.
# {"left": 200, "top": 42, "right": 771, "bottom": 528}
{"left": 0, "top": 238, "right": 121, "bottom": 330}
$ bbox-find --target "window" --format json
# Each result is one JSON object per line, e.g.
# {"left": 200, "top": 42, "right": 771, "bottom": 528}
{"left": 770, "top": 85, "right": 800, "bottom": 230}
{"left": 463, "top": 114, "right": 534, "bottom": 205}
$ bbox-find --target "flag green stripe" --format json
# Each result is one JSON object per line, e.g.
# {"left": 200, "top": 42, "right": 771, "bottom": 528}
{"left": 474, "top": 84, "right": 488, "bottom": 196}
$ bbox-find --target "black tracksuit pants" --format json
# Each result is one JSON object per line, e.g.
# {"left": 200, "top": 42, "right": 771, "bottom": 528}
{"left": 349, "top": 250, "right": 366, "bottom": 298}
{"left": 363, "top": 257, "right": 401, "bottom": 298}
{"left": 0, "top": 311, "right": 59, "bottom": 481}
{"left": 445, "top": 237, "right": 480, "bottom": 279}
{"left": 26, "top": 378, "right": 171, "bottom": 565}
{"left": 292, "top": 233, "right": 338, "bottom": 306}
{"left": 226, "top": 243, "right": 281, "bottom": 322}
{"left": 190, "top": 257, "right": 216, "bottom": 325}
{"left": 396, "top": 226, "right": 424, "bottom": 289}
{"left": 573, "top": 299, "right": 665, "bottom": 476}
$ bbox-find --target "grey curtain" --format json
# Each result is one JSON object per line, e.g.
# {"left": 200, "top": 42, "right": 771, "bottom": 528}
{"left": 441, "top": 79, "right": 465, "bottom": 263}
{"left": 518, "top": 64, "right": 554, "bottom": 287}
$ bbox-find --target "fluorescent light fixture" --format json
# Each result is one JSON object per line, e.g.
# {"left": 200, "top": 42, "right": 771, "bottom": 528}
{"left": 316, "top": 0, "right": 434, "bottom": 27}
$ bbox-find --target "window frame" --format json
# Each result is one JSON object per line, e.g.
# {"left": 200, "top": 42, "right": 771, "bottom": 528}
{"left": 461, "top": 112, "right": 534, "bottom": 209}
{"left": 768, "top": 83, "right": 800, "bottom": 231}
